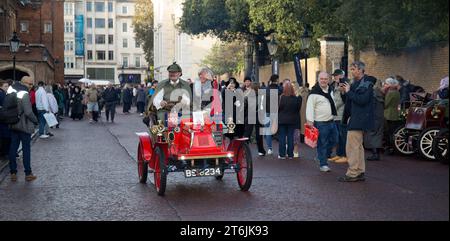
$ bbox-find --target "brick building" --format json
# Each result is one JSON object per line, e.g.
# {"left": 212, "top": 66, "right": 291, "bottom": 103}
{"left": 0, "top": 0, "right": 64, "bottom": 84}
{"left": 0, "top": 0, "right": 20, "bottom": 43}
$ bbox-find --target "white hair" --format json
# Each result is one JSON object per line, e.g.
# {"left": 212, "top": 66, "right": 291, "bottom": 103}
{"left": 198, "top": 67, "right": 214, "bottom": 80}
{"left": 385, "top": 77, "right": 399, "bottom": 86}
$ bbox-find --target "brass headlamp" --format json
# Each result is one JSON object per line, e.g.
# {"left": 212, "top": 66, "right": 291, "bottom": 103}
{"left": 227, "top": 118, "right": 236, "bottom": 134}
{"left": 151, "top": 120, "right": 166, "bottom": 136}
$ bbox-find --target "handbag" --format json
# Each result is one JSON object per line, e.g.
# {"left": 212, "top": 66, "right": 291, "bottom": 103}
{"left": 304, "top": 124, "right": 319, "bottom": 148}
{"left": 43, "top": 113, "right": 59, "bottom": 127}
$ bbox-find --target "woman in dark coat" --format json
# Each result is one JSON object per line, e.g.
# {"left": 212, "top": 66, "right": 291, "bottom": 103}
{"left": 122, "top": 85, "right": 133, "bottom": 113}
{"left": 70, "top": 86, "right": 84, "bottom": 120}
{"left": 278, "top": 82, "right": 302, "bottom": 159}
{"left": 222, "top": 78, "right": 244, "bottom": 139}
{"left": 363, "top": 79, "right": 385, "bottom": 161}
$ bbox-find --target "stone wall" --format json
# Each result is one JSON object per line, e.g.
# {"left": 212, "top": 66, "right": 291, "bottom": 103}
{"left": 258, "top": 40, "right": 449, "bottom": 93}
{"left": 258, "top": 58, "right": 320, "bottom": 87}
{"left": 357, "top": 43, "right": 449, "bottom": 92}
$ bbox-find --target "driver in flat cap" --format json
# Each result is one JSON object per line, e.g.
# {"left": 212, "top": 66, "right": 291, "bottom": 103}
{"left": 148, "top": 62, "right": 192, "bottom": 121}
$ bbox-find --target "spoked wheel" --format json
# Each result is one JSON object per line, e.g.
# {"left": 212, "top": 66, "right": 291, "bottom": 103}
{"left": 393, "top": 126, "right": 416, "bottom": 155}
{"left": 137, "top": 143, "right": 148, "bottom": 183}
{"left": 153, "top": 147, "right": 167, "bottom": 196}
{"left": 418, "top": 127, "right": 440, "bottom": 161}
{"left": 432, "top": 129, "right": 449, "bottom": 164}
{"left": 236, "top": 143, "right": 253, "bottom": 191}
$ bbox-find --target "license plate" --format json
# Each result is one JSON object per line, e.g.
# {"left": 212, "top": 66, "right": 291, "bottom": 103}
{"left": 185, "top": 168, "right": 222, "bottom": 178}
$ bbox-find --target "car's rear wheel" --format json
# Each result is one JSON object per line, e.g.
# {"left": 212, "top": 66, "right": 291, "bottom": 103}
{"left": 432, "top": 129, "right": 448, "bottom": 164}
{"left": 393, "top": 126, "right": 416, "bottom": 155}
{"left": 137, "top": 143, "right": 148, "bottom": 183}
{"left": 236, "top": 143, "right": 253, "bottom": 191}
{"left": 418, "top": 127, "right": 440, "bottom": 161}
{"left": 153, "top": 147, "right": 167, "bottom": 196}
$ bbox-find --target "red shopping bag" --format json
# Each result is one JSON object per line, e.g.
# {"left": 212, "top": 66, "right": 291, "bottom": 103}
{"left": 304, "top": 124, "right": 319, "bottom": 148}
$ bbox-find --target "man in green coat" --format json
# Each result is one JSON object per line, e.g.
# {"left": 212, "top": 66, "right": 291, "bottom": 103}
{"left": 148, "top": 62, "right": 192, "bottom": 122}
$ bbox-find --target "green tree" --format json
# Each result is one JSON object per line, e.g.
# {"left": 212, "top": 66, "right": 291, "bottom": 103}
{"left": 179, "top": 0, "right": 273, "bottom": 78}
{"left": 200, "top": 41, "right": 245, "bottom": 76}
{"left": 133, "top": 0, "right": 154, "bottom": 65}
{"left": 248, "top": 0, "right": 449, "bottom": 54}
{"left": 179, "top": 0, "right": 254, "bottom": 41}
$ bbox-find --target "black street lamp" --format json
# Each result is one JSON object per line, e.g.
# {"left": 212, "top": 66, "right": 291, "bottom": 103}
{"left": 9, "top": 32, "right": 20, "bottom": 82}
{"left": 300, "top": 27, "right": 312, "bottom": 86}
{"left": 267, "top": 35, "right": 279, "bottom": 75}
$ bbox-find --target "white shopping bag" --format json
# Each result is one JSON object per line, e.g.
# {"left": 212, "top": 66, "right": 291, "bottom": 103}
{"left": 43, "top": 113, "right": 58, "bottom": 127}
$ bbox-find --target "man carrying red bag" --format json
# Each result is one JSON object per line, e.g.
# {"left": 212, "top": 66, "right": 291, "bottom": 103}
{"left": 306, "top": 72, "right": 338, "bottom": 173}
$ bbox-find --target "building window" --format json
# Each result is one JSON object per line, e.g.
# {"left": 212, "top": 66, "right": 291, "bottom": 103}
{"left": 108, "top": 51, "right": 114, "bottom": 60}
{"left": 108, "top": 18, "right": 113, "bottom": 28}
{"left": 95, "top": 18, "right": 105, "bottom": 28}
{"left": 87, "top": 68, "right": 115, "bottom": 80}
{"left": 108, "top": 2, "right": 113, "bottom": 12}
{"left": 122, "top": 6, "right": 128, "bottom": 14}
{"left": 95, "top": 34, "right": 105, "bottom": 44}
{"left": 87, "top": 18, "right": 92, "bottom": 28}
{"left": 65, "top": 41, "right": 74, "bottom": 51}
{"left": 64, "top": 22, "right": 73, "bottom": 33}
{"left": 94, "top": 2, "right": 105, "bottom": 12}
{"left": 123, "top": 38, "right": 128, "bottom": 48}
{"left": 122, "top": 22, "right": 127, "bottom": 32}
{"left": 87, "top": 50, "right": 93, "bottom": 60}
{"left": 64, "top": 3, "right": 69, "bottom": 15}
{"left": 135, "top": 40, "right": 140, "bottom": 48}
{"left": 87, "top": 34, "right": 93, "bottom": 44}
{"left": 65, "top": 2, "right": 74, "bottom": 15}
{"left": 86, "top": 2, "right": 92, "bottom": 12}
{"left": 108, "top": 35, "right": 114, "bottom": 44}
{"left": 97, "top": 51, "right": 106, "bottom": 60}
{"left": 44, "top": 22, "right": 52, "bottom": 33}
{"left": 20, "top": 21, "right": 29, "bottom": 33}
{"left": 135, "top": 56, "right": 141, "bottom": 68}
{"left": 64, "top": 57, "right": 75, "bottom": 69}
{"left": 122, "top": 56, "right": 129, "bottom": 68}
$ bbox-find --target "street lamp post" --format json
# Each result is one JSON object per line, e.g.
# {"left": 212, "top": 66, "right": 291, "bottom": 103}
{"left": 300, "top": 27, "right": 312, "bottom": 86}
{"left": 9, "top": 32, "right": 20, "bottom": 82}
{"left": 267, "top": 35, "right": 279, "bottom": 75}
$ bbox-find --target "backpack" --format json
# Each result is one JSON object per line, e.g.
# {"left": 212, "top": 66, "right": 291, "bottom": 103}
{"left": 0, "top": 92, "right": 20, "bottom": 124}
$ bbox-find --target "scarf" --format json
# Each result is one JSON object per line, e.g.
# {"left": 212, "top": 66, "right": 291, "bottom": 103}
{"left": 310, "top": 84, "right": 337, "bottom": 116}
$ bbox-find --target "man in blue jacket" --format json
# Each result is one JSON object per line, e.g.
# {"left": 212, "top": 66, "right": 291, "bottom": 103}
{"left": 339, "top": 61, "right": 375, "bottom": 182}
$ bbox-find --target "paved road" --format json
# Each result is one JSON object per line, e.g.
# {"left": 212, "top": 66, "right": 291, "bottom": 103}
{"left": 0, "top": 108, "right": 448, "bottom": 221}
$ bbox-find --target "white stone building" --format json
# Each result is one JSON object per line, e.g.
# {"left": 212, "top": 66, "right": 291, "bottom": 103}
{"left": 153, "top": 0, "right": 218, "bottom": 81}
{"left": 64, "top": 0, "right": 149, "bottom": 85}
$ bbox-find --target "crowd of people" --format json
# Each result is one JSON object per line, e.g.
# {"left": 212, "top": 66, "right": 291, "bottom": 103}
{"left": 0, "top": 75, "right": 159, "bottom": 182}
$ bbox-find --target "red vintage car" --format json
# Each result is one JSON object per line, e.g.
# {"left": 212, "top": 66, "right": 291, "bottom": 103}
{"left": 136, "top": 113, "right": 253, "bottom": 196}
{"left": 394, "top": 92, "right": 448, "bottom": 161}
